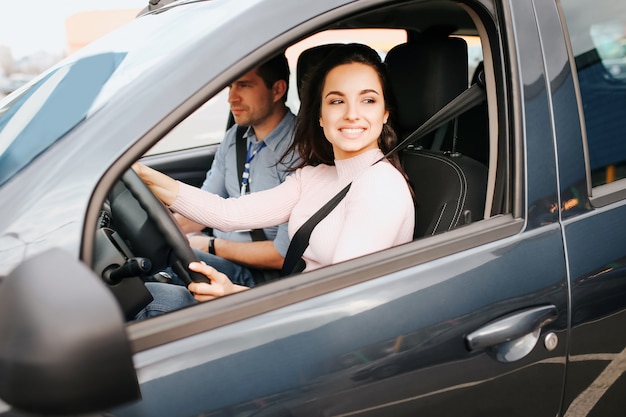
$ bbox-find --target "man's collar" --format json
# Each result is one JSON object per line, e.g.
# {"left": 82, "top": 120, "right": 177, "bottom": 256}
{"left": 252, "top": 109, "right": 295, "bottom": 151}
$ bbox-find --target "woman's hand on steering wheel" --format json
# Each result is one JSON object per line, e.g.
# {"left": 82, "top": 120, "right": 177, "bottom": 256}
{"left": 132, "top": 162, "right": 179, "bottom": 206}
{"left": 117, "top": 168, "right": 210, "bottom": 284}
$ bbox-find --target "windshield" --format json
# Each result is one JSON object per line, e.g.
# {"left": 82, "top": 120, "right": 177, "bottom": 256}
{"left": 0, "top": 0, "right": 257, "bottom": 187}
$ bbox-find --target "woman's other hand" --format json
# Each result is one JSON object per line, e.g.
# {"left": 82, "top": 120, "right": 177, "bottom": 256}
{"left": 187, "top": 262, "right": 249, "bottom": 301}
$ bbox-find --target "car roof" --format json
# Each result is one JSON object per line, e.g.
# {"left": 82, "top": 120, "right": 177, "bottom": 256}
{"left": 331, "top": 1, "right": 479, "bottom": 37}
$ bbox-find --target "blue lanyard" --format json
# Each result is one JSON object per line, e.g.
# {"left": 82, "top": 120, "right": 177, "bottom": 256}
{"left": 240, "top": 141, "right": 267, "bottom": 195}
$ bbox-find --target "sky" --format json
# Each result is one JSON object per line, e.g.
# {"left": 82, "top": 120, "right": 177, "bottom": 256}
{"left": 0, "top": 0, "right": 148, "bottom": 59}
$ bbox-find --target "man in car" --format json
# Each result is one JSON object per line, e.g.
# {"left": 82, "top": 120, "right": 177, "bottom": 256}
{"left": 170, "top": 52, "right": 298, "bottom": 287}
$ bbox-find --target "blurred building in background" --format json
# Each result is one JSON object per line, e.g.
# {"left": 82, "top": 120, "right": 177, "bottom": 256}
{"left": 0, "top": 8, "right": 140, "bottom": 97}
{"left": 65, "top": 9, "right": 139, "bottom": 54}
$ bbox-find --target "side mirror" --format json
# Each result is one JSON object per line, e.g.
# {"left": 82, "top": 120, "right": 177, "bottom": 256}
{"left": 0, "top": 249, "right": 140, "bottom": 415}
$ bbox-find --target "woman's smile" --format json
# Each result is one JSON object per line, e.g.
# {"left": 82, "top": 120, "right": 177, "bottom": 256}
{"left": 340, "top": 126, "right": 367, "bottom": 137}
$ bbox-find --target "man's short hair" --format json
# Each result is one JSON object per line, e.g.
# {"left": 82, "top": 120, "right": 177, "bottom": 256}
{"left": 256, "top": 52, "right": 290, "bottom": 103}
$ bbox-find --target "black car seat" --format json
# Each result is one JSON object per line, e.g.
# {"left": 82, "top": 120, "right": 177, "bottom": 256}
{"left": 385, "top": 33, "right": 488, "bottom": 238}
{"left": 296, "top": 43, "right": 342, "bottom": 99}
{"left": 401, "top": 149, "right": 488, "bottom": 238}
{"left": 385, "top": 33, "right": 468, "bottom": 145}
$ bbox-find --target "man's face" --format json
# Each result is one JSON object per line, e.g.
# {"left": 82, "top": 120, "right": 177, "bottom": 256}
{"left": 228, "top": 69, "right": 275, "bottom": 127}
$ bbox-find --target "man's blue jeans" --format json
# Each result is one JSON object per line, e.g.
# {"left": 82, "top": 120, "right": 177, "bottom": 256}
{"left": 135, "top": 282, "right": 197, "bottom": 320}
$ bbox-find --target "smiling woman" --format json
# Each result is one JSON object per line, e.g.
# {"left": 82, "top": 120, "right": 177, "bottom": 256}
{"left": 132, "top": 43, "right": 415, "bottom": 317}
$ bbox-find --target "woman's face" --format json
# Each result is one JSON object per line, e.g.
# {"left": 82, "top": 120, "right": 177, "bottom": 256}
{"left": 319, "top": 62, "right": 389, "bottom": 160}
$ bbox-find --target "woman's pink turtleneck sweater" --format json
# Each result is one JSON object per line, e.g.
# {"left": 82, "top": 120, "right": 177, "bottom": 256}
{"left": 171, "top": 148, "right": 414, "bottom": 272}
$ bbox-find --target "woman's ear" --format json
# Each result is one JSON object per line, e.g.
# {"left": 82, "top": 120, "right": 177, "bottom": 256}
{"left": 383, "top": 110, "right": 389, "bottom": 124}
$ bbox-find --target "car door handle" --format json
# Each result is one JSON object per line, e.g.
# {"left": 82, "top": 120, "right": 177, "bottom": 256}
{"left": 465, "top": 305, "right": 558, "bottom": 362}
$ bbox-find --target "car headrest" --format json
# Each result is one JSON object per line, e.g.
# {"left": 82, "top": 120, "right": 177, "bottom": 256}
{"left": 385, "top": 36, "right": 468, "bottom": 136}
{"left": 296, "top": 43, "right": 342, "bottom": 99}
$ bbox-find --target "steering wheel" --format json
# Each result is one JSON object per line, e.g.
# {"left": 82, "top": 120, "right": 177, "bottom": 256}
{"left": 107, "top": 169, "right": 210, "bottom": 285}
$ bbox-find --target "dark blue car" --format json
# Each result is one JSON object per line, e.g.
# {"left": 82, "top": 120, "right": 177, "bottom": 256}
{"left": 1, "top": 0, "right": 626, "bottom": 416}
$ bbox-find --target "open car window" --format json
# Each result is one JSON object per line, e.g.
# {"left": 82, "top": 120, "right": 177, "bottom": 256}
{"left": 93, "top": 0, "right": 503, "bottom": 328}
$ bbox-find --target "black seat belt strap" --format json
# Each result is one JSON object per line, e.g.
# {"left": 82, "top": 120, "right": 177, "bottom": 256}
{"left": 280, "top": 79, "right": 486, "bottom": 277}
{"left": 235, "top": 125, "right": 247, "bottom": 185}
{"left": 280, "top": 183, "right": 352, "bottom": 276}
{"left": 235, "top": 126, "right": 267, "bottom": 242}
{"left": 382, "top": 79, "right": 486, "bottom": 160}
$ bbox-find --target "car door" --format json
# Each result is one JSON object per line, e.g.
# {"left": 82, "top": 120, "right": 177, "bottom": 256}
{"left": 551, "top": 0, "right": 626, "bottom": 414}
{"left": 110, "top": 1, "right": 571, "bottom": 416}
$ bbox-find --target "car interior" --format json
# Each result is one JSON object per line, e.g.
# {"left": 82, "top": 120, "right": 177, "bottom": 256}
{"left": 93, "top": 0, "right": 504, "bottom": 320}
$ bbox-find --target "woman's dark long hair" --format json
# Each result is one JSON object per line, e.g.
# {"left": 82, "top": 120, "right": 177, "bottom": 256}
{"left": 282, "top": 43, "right": 404, "bottom": 175}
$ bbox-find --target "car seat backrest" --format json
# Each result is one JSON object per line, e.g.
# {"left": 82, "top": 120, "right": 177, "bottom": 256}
{"left": 296, "top": 44, "right": 343, "bottom": 99}
{"left": 384, "top": 35, "right": 468, "bottom": 142}
{"left": 385, "top": 34, "right": 488, "bottom": 238}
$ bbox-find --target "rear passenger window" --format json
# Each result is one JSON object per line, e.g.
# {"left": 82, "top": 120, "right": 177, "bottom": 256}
{"left": 561, "top": 0, "right": 626, "bottom": 187}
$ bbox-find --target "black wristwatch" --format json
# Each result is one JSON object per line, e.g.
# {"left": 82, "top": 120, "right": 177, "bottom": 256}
{"left": 207, "top": 236, "right": 216, "bottom": 255}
